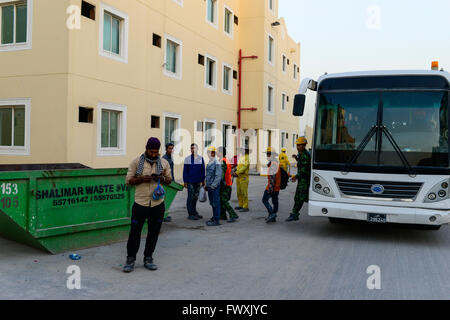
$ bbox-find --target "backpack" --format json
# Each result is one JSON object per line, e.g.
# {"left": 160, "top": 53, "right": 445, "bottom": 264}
{"left": 280, "top": 168, "right": 289, "bottom": 190}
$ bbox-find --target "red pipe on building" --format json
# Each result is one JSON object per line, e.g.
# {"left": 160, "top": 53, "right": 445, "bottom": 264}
{"left": 237, "top": 49, "right": 258, "bottom": 148}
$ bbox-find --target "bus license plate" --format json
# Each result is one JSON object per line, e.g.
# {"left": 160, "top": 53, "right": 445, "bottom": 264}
{"left": 367, "top": 213, "right": 387, "bottom": 223}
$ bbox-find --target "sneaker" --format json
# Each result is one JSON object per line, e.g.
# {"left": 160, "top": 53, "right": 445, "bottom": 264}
{"left": 235, "top": 206, "right": 243, "bottom": 210}
{"left": 285, "top": 215, "right": 299, "bottom": 222}
{"left": 239, "top": 208, "right": 249, "bottom": 213}
{"left": 206, "top": 220, "right": 221, "bottom": 226}
{"left": 143, "top": 257, "right": 158, "bottom": 271}
{"left": 123, "top": 257, "right": 135, "bottom": 273}
{"left": 266, "top": 213, "right": 277, "bottom": 223}
{"left": 163, "top": 216, "right": 172, "bottom": 222}
{"left": 188, "top": 215, "right": 199, "bottom": 221}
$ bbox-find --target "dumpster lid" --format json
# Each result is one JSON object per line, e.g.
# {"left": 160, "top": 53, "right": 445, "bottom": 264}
{"left": 0, "top": 163, "right": 91, "bottom": 172}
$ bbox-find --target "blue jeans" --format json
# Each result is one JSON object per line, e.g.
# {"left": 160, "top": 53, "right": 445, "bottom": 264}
{"left": 262, "top": 190, "right": 279, "bottom": 215}
{"left": 208, "top": 187, "right": 221, "bottom": 222}
{"left": 187, "top": 183, "right": 201, "bottom": 216}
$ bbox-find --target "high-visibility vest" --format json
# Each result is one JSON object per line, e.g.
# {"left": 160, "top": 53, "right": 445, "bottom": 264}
{"left": 223, "top": 157, "right": 233, "bottom": 186}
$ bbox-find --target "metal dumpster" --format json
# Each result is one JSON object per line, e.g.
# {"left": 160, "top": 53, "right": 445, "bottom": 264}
{"left": 163, "top": 181, "right": 184, "bottom": 218}
{"left": 0, "top": 165, "right": 182, "bottom": 254}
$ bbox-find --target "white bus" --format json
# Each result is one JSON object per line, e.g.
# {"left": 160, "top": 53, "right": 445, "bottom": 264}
{"left": 293, "top": 68, "right": 449, "bottom": 230}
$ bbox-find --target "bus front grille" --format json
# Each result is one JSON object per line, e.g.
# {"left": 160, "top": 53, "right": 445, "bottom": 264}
{"left": 335, "top": 179, "right": 423, "bottom": 200}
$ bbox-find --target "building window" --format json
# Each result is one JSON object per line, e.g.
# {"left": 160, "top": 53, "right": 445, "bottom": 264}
{"left": 81, "top": 1, "right": 95, "bottom": 20}
{"left": 204, "top": 121, "right": 216, "bottom": 148}
{"left": 224, "top": 6, "right": 233, "bottom": 37}
{"left": 282, "top": 54, "right": 287, "bottom": 73}
{"left": 268, "top": 35, "right": 274, "bottom": 65}
{"left": 0, "top": 98, "right": 30, "bottom": 155}
{"left": 281, "top": 93, "right": 286, "bottom": 112}
{"left": 164, "top": 117, "right": 178, "bottom": 146}
{"left": 0, "top": 0, "right": 32, "bottom": 52}
{"left": 292, "top": 133, "right": 298, "bottom": 149}
{"left": 99, "top": 4, "right": 128, "bottom": 63}
{"left": 294, "top": 64, "right": 298, "bottom": 80}
{"left": 151, "top": 115, "right": 160, "bottom": 129}
{"left": 152, "top": 33, "right": 161, "bottom": 48}
{"left": 79, "top": 107, "right": 93, "bottom": 123}
{"left": 97, "top": 102, "right": 126, "bottom": 156}
{"left": 206, "top": 0, "right": 217, "bottom": 27}
{"left": 267, "top": 84, "right": 274, "bottom": 114}
{"left": 205, "top": 55, "right": 217, "bottom": 90}
{"left": 222, "top": 63, "right": 232, "bottom": 95}
{"left": 164, "top": 35, "right": 182, "bottom": 80}
{"left": 222, "top": 123, "right": 231, "bottom": 149}
{"left": 281, "top": 132, "right": 286, "bottom": 148}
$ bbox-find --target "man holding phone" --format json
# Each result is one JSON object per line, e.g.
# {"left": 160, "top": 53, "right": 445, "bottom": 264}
{"left": 123, "top": 137, "right": 172, "bottom": 273}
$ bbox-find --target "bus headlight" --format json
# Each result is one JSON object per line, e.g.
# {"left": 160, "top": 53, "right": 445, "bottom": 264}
{"left": 424, "top": 179, "right": 450, "bottom": 203}
{"left": 312, "top": 174, "right": 335, "bottom": 198}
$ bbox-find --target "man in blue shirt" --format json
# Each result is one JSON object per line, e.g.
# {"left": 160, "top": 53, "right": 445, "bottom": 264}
{"left": 183, "top": 143, "right": 206, "bottom": 220}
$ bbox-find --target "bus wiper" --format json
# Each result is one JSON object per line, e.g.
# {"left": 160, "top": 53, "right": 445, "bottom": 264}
{"left": 380, "top": 125, "right": 416, "bottom": 178}
{"left": 342, "top": 125, "right": 378, "bottom": 174}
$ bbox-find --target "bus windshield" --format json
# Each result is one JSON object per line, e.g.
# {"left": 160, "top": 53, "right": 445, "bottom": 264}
{"left": 314, "top": 91, "right": 449, "bottom": 168}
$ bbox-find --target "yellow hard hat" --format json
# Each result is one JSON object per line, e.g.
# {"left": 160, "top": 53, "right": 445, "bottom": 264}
{"left": 207, "top": 146, "right": 216, "bottom": 152}
{"left": 296, "top": 137, "right": 308, "bottom": 145}
{"left": 266, "top": 147, "right": 272, "bottom": 153}
{"left": 281, "top": 148, "right": 287, "bottom": 153}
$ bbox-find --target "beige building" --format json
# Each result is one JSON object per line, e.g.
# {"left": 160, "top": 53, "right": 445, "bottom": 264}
{"left": 0, "top": 0, "right": 306, "bottom": 179}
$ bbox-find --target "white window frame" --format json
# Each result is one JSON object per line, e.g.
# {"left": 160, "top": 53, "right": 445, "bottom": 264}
{"left": 267, "top": 33, "right": 275, "bottom": 66}
{"left": 164, "top": 34, "right": 183, "bottom": 80}
{"left": 172, "top": 0, "right": 183, "bottom": 7}
{"left": 203, "top": 118, "right": 217, "bottom": 149}
{"left": 204, "top": 54, "right": 217, "bottom": 91}
{"left": 266, "top": 83, "right": 275, "bottom": 115}
{"left": 163, "top": 112, "right": 182, "bottom": 147}
{"left": 281, "top": 92, "right": 287, "bottom": 112}
{"left": 281, "top": 130, "right": 287, "bottom": 149}
{"left": 282, "top": 54, "right": 287, "bottom": 73}
{"left": 223, "top": 4, "right": 234, "bottom": 39}
{"left": 292, "top": 133, "right": 298, "bottom": 150}
{"left": 221, "top": 120, "right": 232, "bottom": 149}
{"left": 294, "top": 63, "right": 298, "bottom": 80}
{"left": 205, "top": 0, "right": 218, "bottom": 29}
{"left": 0, "top": 98, "right": 31, "bottom": 155}
{"left": 222, "top": 62, "right": 233, "bottom": 95}
{"left": 98, "top": 3, "right": 129, "bottom": 64}
{"left": 0, "top": 0, "right": 33, "bottom": 52}
{"left": 97, "top": 102, "right": 127, "bottom": 156}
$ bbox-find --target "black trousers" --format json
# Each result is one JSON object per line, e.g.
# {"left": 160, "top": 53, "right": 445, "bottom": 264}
{"left": 126, "top": 202, "right": 165, "bottom": 259}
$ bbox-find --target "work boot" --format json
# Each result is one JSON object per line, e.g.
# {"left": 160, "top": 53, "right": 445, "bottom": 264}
{"left": 285, "top": 214, "right": 299, "bottom": 222}
{"left": 206, "top": 220, "right": 221, "bottom": 226}
{"left": 123, "top": 257, "right": 135, "bottom": 273}
{"left": 144, "top": 257, "right": 158, "bottom": 271}
{"left": 227, "top": 216, "right": 239, "bottom": 223}
{"left": 266, "top": 213, "right": 277, "bottom": 223}
{"left": 163, "top": 216, "right": 172, "bottom": 222}
{"left": 239, "top": 208, "right": 249, "bottom": 213}
{"left": 188, "top": 215, "right": 199, "bottom": 221}
{"left": 235, "top": 206, "right": 243, "bottom": 210}
{"left": 194, "top": 213, "right": 203, "bottom": 219}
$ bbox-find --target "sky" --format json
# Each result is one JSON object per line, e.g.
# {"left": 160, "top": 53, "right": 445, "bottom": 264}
{"left": 279, "top": 0, "right": 450, "bottom": 130}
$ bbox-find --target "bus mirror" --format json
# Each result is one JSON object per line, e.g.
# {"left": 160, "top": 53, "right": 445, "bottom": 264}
{"left": 293, "top": 94, "right": 306, "bottom": 116}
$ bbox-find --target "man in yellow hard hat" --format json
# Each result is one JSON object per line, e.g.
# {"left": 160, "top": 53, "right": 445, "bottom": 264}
{"left": 279, "top": 148, "right": 291, "bottom": 174}
{"left": 233, "top": 146, "right": 250, "bottom": 212}
{"left": 286, "top": 136, "right": 311, "bottom": 222}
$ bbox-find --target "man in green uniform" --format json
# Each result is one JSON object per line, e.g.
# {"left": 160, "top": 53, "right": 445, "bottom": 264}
{"left": 286, "top": 136, "right": 311, "bottom": 222}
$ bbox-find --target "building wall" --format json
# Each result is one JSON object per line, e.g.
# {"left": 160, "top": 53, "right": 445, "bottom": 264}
{"left": 0, "top": 0, "right": 303, "bottom": 180}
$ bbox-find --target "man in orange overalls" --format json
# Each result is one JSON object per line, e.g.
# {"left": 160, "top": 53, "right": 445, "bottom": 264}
{"left": 218, "top": 147, "right": 239, "bottom": 223}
